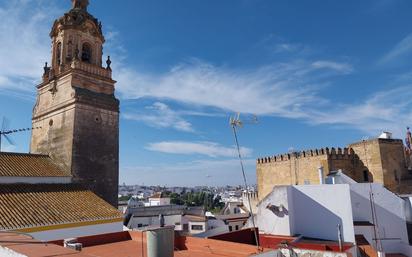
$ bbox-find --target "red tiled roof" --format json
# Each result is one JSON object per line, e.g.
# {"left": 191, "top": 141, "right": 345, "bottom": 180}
{"left": 185, "top": 214, "right": 207, "bottom": 222}
{"left": 0, "top": 152, "right": 71, "bottom": 177}
{"left": 149, "top": 192, "right": 167, "bottom": 198}
{"left": 1, "top": 231, "right": 264, "bottom": 257}
{"left": 0, "top": 233, "right": 90, "bottom": 257}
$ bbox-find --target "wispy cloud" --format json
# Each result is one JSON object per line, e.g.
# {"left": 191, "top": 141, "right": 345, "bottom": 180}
{"left": 0, "top": 0, "right": 60, "bottom": 95}
{"left": 311, "top": 61, "right": 353, "bottom": 74}
{"left": 145, "top": 141, "right": 253, "bottom": 158}
{"left": 114, "top": 59, "right": 351, "bottom": 118}
{"left": 123, "top": 102, "right": 194, "bottom": 132}
{"left": 379, "top": 33, "right": 412, "bottom": 65}
{"left": 310, "top": 86, "right": 412, "bottom": 136}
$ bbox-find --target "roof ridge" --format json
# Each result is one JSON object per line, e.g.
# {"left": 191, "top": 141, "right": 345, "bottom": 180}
{"left": 0, "top": 152, "right": 50, "bottom": 158}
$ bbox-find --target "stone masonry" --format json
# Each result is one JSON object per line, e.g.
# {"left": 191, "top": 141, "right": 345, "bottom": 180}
{"left": 30, "top": 0, "right": 119, "bottom": 207}
{"left": 257, "top": 138, "right": 411, "bottom": 200}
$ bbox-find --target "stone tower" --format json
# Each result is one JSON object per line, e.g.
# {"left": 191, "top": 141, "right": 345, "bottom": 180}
{"left": 30, "top": 0, "right": 119, "bottom": 207}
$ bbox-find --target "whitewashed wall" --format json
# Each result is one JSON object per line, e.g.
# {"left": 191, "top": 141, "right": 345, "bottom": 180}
{"left": 28, "top": 221, "right": 123, "bottom": 241}
{"left": 255, "top": 186, "right": 293, "bottom": 236}
{"left": 0, "top": 177, "right": 71, "bottom": 184}
{"left": 291, "top": 185, "right": 355, "bottom": 243}
{"left": 350, "top": 183, "right": 412, "bottom": 255}
{"left": 0, "top": 246, "right": 27, "bottom": 257}
{"left": 129, "top": 214, "right": 183, "bottom": 231}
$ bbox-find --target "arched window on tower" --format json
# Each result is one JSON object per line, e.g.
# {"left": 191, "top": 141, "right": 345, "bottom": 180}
{"left": 81, "top": 43, "right": 92, "bottom": 63}
{"left": 56, "top": 42, "right": 62, "bottom": 65}
{"left": 67, "top": 40, "right": 73, "bottom": 61}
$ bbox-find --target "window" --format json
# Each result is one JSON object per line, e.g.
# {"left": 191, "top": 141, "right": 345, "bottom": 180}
{"left": 137, "top": 224, "right": 143, "bottom": 228}
{"left": 235, "top": 225, "right": 239, "bottom": 230}
{"left": 175, "top": 222, "right": 181, "bottom": 226}
{"left": 191, "top": 225, "right": 203, "bottom": 231}
{"left": 229, "top": 226, "right": 233, "bottom": 232}
{"left": 56, "top": 42, "right": 62, "bottom": 65}
{"left": 81, "top": 43, "right": 92, "bottom": 63}
{"left": 363, "top": 170, "right": 369, "bottom": 182}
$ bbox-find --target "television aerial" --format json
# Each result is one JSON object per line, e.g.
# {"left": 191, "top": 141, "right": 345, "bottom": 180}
{"left": 229, "top": 112, "right": 260, "bottom": 251}
{"left": 0, "top": 117, "right": 42, "bottom": 152}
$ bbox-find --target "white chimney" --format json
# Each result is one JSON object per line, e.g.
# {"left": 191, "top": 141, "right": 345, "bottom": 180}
{"left": 318, "top": 166, "right": 324, "bottom": 185}
{"left": 379, "top": 132, "right": 392, "bottom": 139}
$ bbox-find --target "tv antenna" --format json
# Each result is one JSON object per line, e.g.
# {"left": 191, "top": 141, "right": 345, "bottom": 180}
{"left": 229, "top": 112, "right": 260, "bottom": 251}
{"left": 0, "top": 117, "right": 42, "bottom": 152}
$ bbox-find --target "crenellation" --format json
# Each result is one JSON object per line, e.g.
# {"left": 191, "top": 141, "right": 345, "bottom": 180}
{"left": 258, "top": 138, "right": 410, "bottom": 200}
{"left": 256, "top": 145, "right": 364, "bottom": 165}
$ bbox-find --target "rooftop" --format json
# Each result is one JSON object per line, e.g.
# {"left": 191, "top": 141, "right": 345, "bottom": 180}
{"left": 0, "top": 152, "right": 71, "bottom": 177}
{"left": 0, "top": 184, "right": 122, "bottom": 231}
{"left": 0, "top": 231, "right": 264, "bottom": 257}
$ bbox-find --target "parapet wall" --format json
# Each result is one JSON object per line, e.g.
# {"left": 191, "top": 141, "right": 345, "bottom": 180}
{"left": 257, "top": 147, "right": 356, "bottom": 164}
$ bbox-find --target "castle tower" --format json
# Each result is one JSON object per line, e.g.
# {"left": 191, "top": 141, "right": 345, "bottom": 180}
{"left": 30, "top": 0, "right": 119, "bottom": 207}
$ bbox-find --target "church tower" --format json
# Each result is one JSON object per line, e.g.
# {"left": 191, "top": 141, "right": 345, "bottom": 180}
{"left": 30, "top": 0, "right": 119, "bottom": 207}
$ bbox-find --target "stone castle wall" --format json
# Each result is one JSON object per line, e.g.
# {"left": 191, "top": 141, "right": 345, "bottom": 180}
{"left": 257, "top": 139, "right": 410, "bottom": 200}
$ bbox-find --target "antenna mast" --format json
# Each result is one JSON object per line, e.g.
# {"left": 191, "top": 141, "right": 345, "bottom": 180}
{"left": 229, "top": 113, "right": 260, "bottom": 250}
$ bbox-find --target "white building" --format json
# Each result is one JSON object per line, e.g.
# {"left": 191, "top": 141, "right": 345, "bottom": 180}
{"left": 147, "top": 192, "right": 171, "bottom": 206}
{"left": 251, "top": 172, "right": 412, "bottom": 256}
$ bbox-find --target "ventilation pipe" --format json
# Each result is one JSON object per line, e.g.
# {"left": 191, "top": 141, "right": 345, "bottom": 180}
{"left": 146, "top": 226, "right": 174, "bottom": 257}
{"left": 318, "top": 166, "right": 324, "bottom": 185}
{"left": 378, "top": 252, "right": 386, "bottom": 257}
{"left": 337, "top": 224, "right": 343, "bottom": 252}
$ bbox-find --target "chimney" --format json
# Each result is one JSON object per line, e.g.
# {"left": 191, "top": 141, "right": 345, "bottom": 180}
{"left": 379, "top": 131, "right": 392, "bottom": 139}
{"left": 318, "top": 166, "right": 324, "bottom": 185}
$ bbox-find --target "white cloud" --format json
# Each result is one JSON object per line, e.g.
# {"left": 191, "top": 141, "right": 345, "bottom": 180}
{"left": 311, "top": 61, "right": 353, "bottom": 74}
{"left": 123, "top": 102, "right": 194, "bottom": 132}
{"left": 310, "top": 86, "right": 412, "bottom": 136}
{"left": 145, "top": 141, "right": 253, "bottom": 158}
{"left": 0, "top": 1, "right": 60, "bottom": 94}
{"left": 114, "top": 59, "right": 351, "bottom": 118}
{"left": 380, "top": 33, "right": 412, "bottom": 65}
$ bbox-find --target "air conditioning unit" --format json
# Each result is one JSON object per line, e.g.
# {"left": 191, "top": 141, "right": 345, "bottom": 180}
{"left": 64, "top": 238, "right": 82, "bottom": 251}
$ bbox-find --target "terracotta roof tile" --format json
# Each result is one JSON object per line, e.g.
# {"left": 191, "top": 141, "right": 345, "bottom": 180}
{"left": 0, "top": 152, "right": 71, "bottom": 177}
{"left": 0, "top": 184, "right": 122, "bottom": 230}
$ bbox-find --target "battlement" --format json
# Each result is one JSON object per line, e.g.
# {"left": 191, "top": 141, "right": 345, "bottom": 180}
{"left": 242, "top": 191, "right": 258, "bottom": 200}
{"left": 257, "top": 147, "right": 356, "bottom": 164}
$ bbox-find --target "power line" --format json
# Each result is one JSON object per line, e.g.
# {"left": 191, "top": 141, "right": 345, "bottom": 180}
{"left": 0, "top": 118, "right": 41, "bottom": 152}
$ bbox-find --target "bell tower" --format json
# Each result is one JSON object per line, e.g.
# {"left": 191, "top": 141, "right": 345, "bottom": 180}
{"left": 30, "top": 0, "right": 119, "bottom": 207}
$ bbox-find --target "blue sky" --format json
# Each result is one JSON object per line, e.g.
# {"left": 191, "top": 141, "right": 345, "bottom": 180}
{"left": 0, "top": 0, "right": 411, "bottom": 186}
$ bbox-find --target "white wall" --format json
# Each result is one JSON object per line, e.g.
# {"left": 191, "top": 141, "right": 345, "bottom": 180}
{"left": 0, "top": 246, "right": 26, "bottom": 257}
{"left": 255, "top": 186, "right": 294, "bottom": 236}
{"left": 350, "top": 183, "right": 411, "bottom": 255}
{"left": 0, "top": 177, "right": 71, "bottom": 184}
{"left": 149, "top": 198, "right": 171, "bottom": 206}
{"left": 291, "top": 185, "right": 355, "bottom": 243}
{"left": 189, "top": 221, "right": 207, "bottom": 234}
{"left": 28, "top": 222, "right": 123, "bottom": 241}
{"left": 254, "top": 185, "right": 355, "bottom": 243}
{"left": 129, "top": 215, "right": 183, "bottom": 231}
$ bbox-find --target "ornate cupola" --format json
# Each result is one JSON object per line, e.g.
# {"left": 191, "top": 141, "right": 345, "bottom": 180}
{"left": 47, "top": 0, "right": 108, "bottom": 77}
{"left": 31, "top": 0, "right": 119, "bottom": 207}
